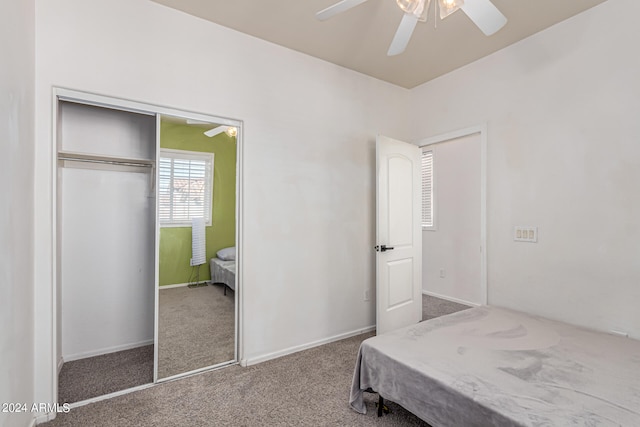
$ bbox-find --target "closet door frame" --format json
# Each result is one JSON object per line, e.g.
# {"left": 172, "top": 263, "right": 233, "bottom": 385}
{"left": 51, "top": 87, "right": 244, "bottom": 400}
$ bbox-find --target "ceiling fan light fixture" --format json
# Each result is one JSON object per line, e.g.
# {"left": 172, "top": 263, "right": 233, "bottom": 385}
{"left": 417, "top": 0, "right": 430, "bottom": 21}
{"left": 225, "top": 127, "right": 238, "bottom": 138}
{"left": 438, "top": 0, "right": 463, "bottom": 19}
{"left": 396, "top": 0, "right": 424, "bottom": 16}
{"left": 204, "top": 125, "right": 238, "bottom": 138}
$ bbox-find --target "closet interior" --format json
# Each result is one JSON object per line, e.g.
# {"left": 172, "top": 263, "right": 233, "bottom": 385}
{"left": 55, "top": 95, "right": 239, "bottom": 404}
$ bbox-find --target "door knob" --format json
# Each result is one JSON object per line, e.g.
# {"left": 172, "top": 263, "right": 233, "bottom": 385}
{"left": 374, "top": 244, "right": 394, "bottom": 252}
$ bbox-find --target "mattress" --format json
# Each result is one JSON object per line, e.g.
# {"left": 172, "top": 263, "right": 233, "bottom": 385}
{"left": 350, "top": 306, "right": 640, "bottom": 426}
{"left": 209, "top": 257, "right": 236, "bottom": 292}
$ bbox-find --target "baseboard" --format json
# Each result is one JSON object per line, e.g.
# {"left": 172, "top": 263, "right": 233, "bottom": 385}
{"left": 422, "top": 290, "right": 480, "bottom": 307}
{"left": 63, "top": 339, "right": 154, "bottom": 363}
{"left": 159, "top": 281, "right": 209, "bottom": 290}
{"left": 34, "top": 411, "right": 55, "bottom": 425}
{"left": 241, "top": 325, "right": 376, "bottom": 367}
{"left": 57, "top": 356, "right": 64, "bottom": 374}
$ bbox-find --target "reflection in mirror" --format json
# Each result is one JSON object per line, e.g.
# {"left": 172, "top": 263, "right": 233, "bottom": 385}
{"left": 157, "top": 115, "right": 237, "bottom": 379}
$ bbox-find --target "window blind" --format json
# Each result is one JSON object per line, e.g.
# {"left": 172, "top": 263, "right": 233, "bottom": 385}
{"left": 421, "top": 149, "right": 434, "bottom": 228}
{"left": 158, "top": 149, "right": 213, "bottom": 226}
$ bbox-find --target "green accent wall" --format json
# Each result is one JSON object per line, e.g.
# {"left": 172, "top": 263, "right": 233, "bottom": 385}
{"left": 159, "top": 119, "right": 236, "bottom": 286}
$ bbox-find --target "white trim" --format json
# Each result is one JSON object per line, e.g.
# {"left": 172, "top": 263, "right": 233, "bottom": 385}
{"left": 34, "top": 412, "right": 53, "bottom": 425}
{"left": 50, "top": 89, "right": 60, "bottom": 408}
{"left": 62, "top": 340, "right": 154, "bottom": 363}
{"left": 418, "top": 124, "right": 486, "bottom": 147}
{"left": 67, "top": 383, "right": 155, "bottom": 409}
{"left": 55, "top": 88, "right": 241, "bottom": 127}
{"left": 156, "top": 360, "right": 237, "bottom": 383}
{"left": 57, "top": 357, "right": 63, "bottom": 375}
{"left": 240, "top": 325, "right": 376, "bottom": 367}
{"left": 422, "top": 290, "right": 480, "bottom": 307}
{"left": 235, "top": 125, "right": 244, "bottom": 364}
{"left": 417, "top": 123, "right": 488, "bottom": 306}
{"left": 158, "top": 281, "right": 209, "bottom": 290}
{"left": 153, "top": 114, "right": 161, "bottom": 384}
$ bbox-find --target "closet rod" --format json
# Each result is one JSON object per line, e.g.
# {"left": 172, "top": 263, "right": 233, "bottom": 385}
{"left": 58, "top": 156, "right": 153, "bottom": 168}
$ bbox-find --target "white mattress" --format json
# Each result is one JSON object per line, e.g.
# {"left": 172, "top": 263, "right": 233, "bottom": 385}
{"left": 350, "top": 306, "right": 640, "bottom": 426}
{"left": 209, "top": 257, "right": 236, "bottom": 291}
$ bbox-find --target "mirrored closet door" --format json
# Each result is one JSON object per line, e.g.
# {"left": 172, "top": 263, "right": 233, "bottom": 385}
{"left": 156, "top": 115, "right": 238, "bottom": 380}
{"left": 55, "top": 91, "right": 241, "bottom": 404}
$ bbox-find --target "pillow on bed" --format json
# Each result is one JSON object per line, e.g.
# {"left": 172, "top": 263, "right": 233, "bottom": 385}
{"left": 216, "top": 246, "right": 236, "bottom": 261}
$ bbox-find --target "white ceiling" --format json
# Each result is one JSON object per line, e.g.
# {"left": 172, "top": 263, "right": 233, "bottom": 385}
{"left": 150, "top": 0, "right": 607, "bottom": 89}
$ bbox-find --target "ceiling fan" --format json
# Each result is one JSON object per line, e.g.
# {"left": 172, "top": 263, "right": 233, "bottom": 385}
{"left": 316, "top": 0, "right": 507, "bottom": 56}
{"left": 204, "top": 125, "right": 237, "bottom": 138}
{"left": 186, "top": 120, "right": 238, "bottom": 138}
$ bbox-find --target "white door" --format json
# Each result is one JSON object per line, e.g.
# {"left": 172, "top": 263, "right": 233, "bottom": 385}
{"left": 376, "top": 135, "right": 422, "bottom": 335}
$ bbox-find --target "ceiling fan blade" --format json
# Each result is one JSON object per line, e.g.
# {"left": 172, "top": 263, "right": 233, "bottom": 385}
{"left": 460, "top": 0, "right": 507, "bottom": 36}
{"left": 204, "top": 126, "right": 228, "bottom": 138}
{"left": 316, "top": 0, "right": 370, "bottom": 21}
{"left": 387, "top": 12, "right": 419, "bottom": 56}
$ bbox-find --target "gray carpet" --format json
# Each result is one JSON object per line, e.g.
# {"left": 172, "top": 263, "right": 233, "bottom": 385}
{"left": 58, "top": 345, "right": 153, "bottom": 404}
{"left": 47, "top": 295, "right": 470, "bottom": 425}
{"left": 45, "top": 333, "right": 432, "bottom": 427}
{"left": 422, "top": 294, "right": 471, "bottom": 321}
{"left": 158, "top": 283, "right": 235, "bottom": 379}
{"left": 58, "top": 283, "right": 235, "bottom": 404}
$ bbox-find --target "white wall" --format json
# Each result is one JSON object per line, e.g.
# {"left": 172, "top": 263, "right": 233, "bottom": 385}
{"left": 34, "top": 0, "right": 410, "bottom": 407}
{"left": 0, "top": 0, "right": 35, "bottom": 426}
{"left": 422, "top": 133, "right": 481, "bottom": 305}
{"left": 32, "top": 0, "right": 639, "bottom": 415}
{"left": 59, "top": 103, "right": 155, "bottom": 360}
{"left": 410, "top": 0, "right": 640, "bottom": 338}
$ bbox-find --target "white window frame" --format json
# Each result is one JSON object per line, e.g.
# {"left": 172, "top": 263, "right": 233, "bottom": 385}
{"left": 421, "top": 148, "right": 436, "bottom": 231}
{"left": 159, "top": 148, "right": 214, "bottom": 227}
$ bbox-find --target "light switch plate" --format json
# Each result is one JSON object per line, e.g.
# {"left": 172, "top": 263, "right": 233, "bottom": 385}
{"left": 514, "top": 226, "right": 538, "bottom": 243}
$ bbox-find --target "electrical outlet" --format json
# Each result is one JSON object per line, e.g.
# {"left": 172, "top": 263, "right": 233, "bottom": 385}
{"left": 439, "top": 268, "right": 446, "bottom": 278}
{"left": 364, "top": 289, "right": 370, "bottom": 301}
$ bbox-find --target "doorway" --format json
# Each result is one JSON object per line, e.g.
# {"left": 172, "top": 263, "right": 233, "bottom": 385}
{"left": 419, "top": 126, "right": 487, "bottom": 306}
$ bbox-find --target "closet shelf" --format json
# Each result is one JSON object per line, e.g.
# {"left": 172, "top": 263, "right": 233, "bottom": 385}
{"left": 57, "top": 150, "right": 155, "bottom": 168}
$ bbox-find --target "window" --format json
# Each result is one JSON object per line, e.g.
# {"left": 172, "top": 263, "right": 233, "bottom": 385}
{"left": 159, "top": 149, "right": 214, "bottom": 227}
{"left": 421, "top": 149, "right": 435, "bottom": 229}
